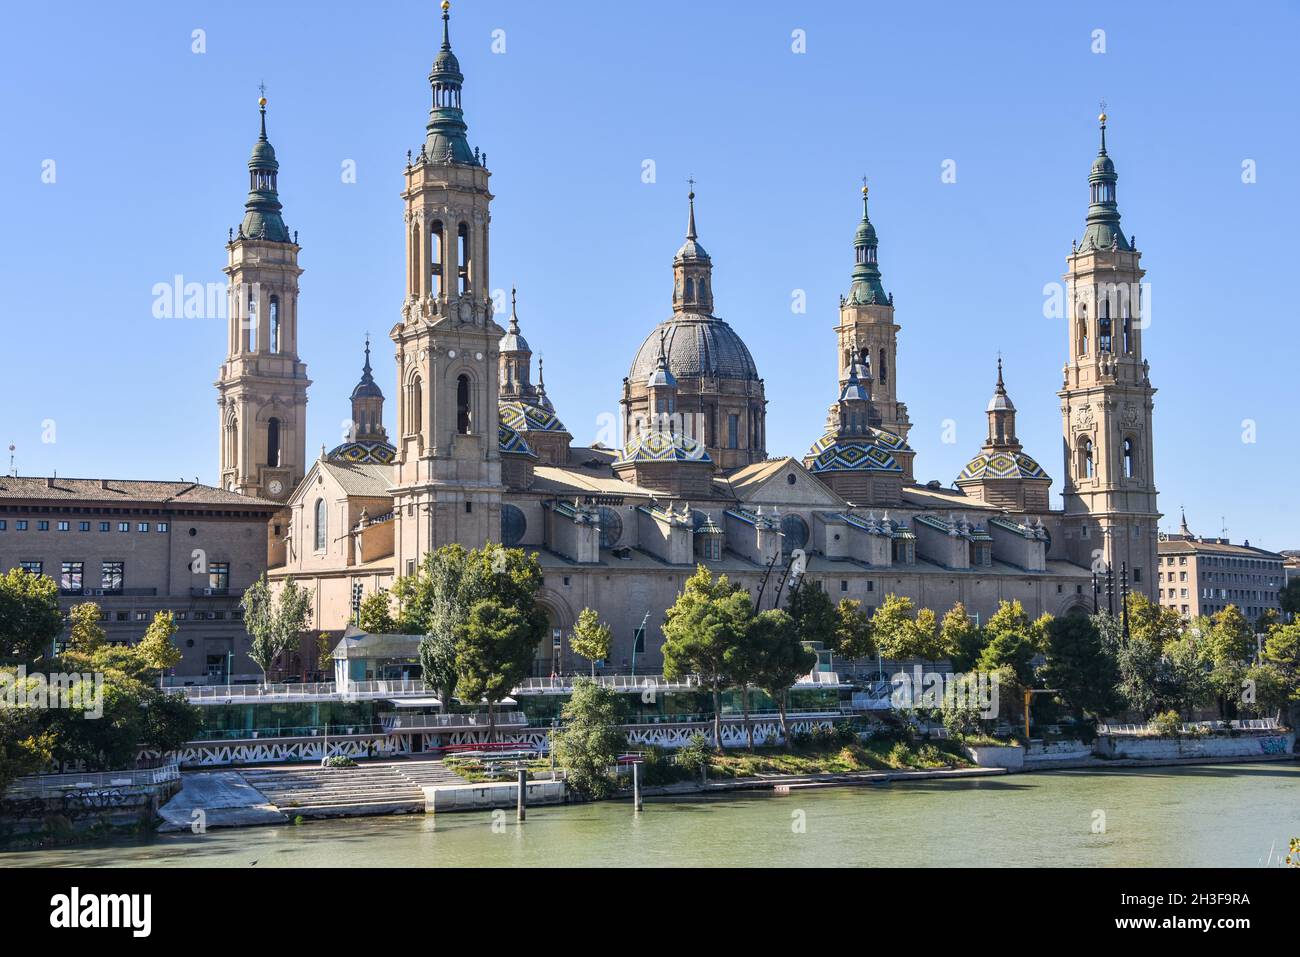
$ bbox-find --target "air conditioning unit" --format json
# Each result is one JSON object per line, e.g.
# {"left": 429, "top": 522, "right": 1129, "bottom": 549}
{"left": 203, "top": 587, "right": 213, "bottom": 596}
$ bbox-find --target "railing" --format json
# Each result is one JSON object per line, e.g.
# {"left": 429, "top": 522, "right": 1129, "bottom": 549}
{"left": 514, "top": 674, "right": 700, "bottom": 692}
{"left": 191, "top": 724, "right": 385, "bottom": 741}
{"left": 5, "top": 762, "right": 180, "bottom": 799}
{"left": 625, "top": 709, "right": 844, "bottom": 726}
{"left": 178, "top": 681, "right": 341, "bottom": 700}
{"left": 1097, "top": 717, "right": 1282, "bottom": 736}
{"left": 380, "top": 711, "right": 528, "bottom": 731}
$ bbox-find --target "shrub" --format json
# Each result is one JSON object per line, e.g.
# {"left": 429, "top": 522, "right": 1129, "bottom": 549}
{"left": 887, "top": 741, "right": 913, "bottom": 767}
{"left": 325, "top": 755, "right": 357, "bottom": 768}
{"left": 1149, "top": 710, "right": 1183, "bottom": 738}
{"left": 834, "top": 720, "right": 858, "bottom": 746}
{"left": 676, "top": 732, "right": 714, "bottom": 774}
{"left": 789, "top": 729, "right": 813, "bottom": 750}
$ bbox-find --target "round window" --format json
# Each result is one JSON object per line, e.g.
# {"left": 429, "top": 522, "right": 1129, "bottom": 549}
{"left": 597, "top": 506, "right": 624, "bottom": 549}
{"left": 501, "top": 504, "right": 527, "bottom": 547}
{"left": 781, "top": 514, "right": 809, "bottom": 556}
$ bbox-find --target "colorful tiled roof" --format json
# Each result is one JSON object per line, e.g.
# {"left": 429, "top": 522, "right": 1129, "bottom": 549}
{"left": 327, "top": 439, "right": 396, "bottom": 465}
{"left": 804, "top": 430, "right": 905, "bottom": 474}
{"left": 498, "top": 421, "right": 535, "bottom": 457}
{"left": 500, "top": 399, "right": 567, "bottom": 434}
{"left": 957, "top": 450, "right": 1049, "bottom": 482}
{"left": 618, "top": 430, "right": 712, "bottom": 464}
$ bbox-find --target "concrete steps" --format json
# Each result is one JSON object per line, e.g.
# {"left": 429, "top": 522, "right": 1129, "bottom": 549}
{"left": 238, "top": 760, "right": 466, "bottom": 819}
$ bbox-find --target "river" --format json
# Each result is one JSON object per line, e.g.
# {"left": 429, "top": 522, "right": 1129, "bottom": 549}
{"left": 4, "top": 763, "right": 1298, "bottom": 867}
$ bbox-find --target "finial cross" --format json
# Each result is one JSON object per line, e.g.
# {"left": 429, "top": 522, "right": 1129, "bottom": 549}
{"left": 259, "top": 81, "right": 268, "bottom": 98}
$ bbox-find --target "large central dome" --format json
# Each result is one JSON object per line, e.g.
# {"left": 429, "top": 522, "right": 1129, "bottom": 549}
{"left": 628, "top": 314, "right": 760, "bottom": 383}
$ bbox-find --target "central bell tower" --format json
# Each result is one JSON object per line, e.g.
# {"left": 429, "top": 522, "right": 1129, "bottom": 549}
{"left": 1058, "top": 112, "right": 1159, "bottom": 595}
{"left": 390, "top": 1, "right": 503, "bottom": 576}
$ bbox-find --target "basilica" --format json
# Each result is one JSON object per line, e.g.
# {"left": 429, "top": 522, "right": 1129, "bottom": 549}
{"left": 217, "top": 4, "right": 1160, "bottom": 673}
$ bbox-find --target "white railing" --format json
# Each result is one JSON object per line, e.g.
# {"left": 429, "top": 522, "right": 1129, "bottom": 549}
{"left": 514, "top": 674, "right": 701, "bottom": 693}
{"left": 178, "top": 681, "right": 340, "bottom": 701}
{"left": 380, "top": 711, "right": 527, "bottom": 731}
{"left": 1097, "top": 717, "right": 1281, "bottom": 736}
{"left": 5, "top": 762, "right": 180, "bottom": 799}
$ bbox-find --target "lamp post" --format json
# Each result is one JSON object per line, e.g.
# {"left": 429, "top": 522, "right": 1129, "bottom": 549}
{"left": 351, "top": 582, "right": 363, "bottom": 629}
{"left": 1120, "top": 561, "right": 1130, "bottom": 641}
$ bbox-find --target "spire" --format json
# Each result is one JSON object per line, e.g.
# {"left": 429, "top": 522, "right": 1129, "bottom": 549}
{"left": 647, "top": 327, "right": 678, "bottom": 390}
{"left": 536, "top": 357, "right": 554, "bottom": 411}
{"left": 672, "top": 184, "right": 714, "bottom": 314}
{"left": 848, "top": 181, "right": 887, "bottom": 305}
{"left": 1080, "top": 107, "right": 1129, "bottom": 252}
{"left": 1179, "top": 507, "right": 1193, "bottom": 538}
{"left": 985, "top": 355, "right": 1017, "bottom": 446}
{"left": 237, "top": 93, "right": 292, "bottom": 243}
{"left": 423, "top": 1, "right": 476, "bottom": 165}
{"left": 351, "top": 335, "right": 383, "bottom": 400}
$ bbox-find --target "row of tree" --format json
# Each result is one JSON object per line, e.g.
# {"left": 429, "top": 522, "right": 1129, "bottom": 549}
{"left": 0, "top": 569, "right": 200, "bottom": 796}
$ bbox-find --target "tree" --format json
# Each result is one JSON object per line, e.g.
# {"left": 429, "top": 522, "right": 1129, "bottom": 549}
{"left": 67, "top": 602, "right": 107, "bottom": 656}
{"left": 786, "top": 583, "right": 838, "bottom": 650}
{"left": 1260, "top": 622, "right": 1300, "bottom": 724}
{"left": 419, "top": 630, "right": 459, "bottom": 709}
{"left": 662, "top": 566, "right": 752, "bottom": 749}
{"left": 357, "top": 590, "right": 395, "bottom": 634}
{"left": 1039, "top": 615, "right": 1121, "bottom": 721}
{"left": 569, "top": 607, "right": 612, "bottom": 678}
{"left": 0, "top": 567, "right": 63, "bottom": 664}
{"left": 455, "top": 599, "right": 538, "bottom": 742}
{"left": 0, "top": 677, "right": 56, "bottom": 797}
{"left": 912, "top": 608, "right": 943, "bottom": 660}
{"left": 1255, "top": 608, "right": 1281, "bottom": 634}
{"left": 834, "top": 599, "right": 875, "bottom": 662}
{"left": 940, "top": 602, "right": 985, "bottom": 671}
{"left": 976, "top": 600, "right": 1040, "bottom": 685}
{"left": 1279, "top": 578, "right": 1300, "bottom": 619}
{"left": 749, "top": 608, "right": 816, "bottom": 745}
{"left": 872, "top": 594, "right": 920, "bottom": 660}
{"left": 1163, "top": 634, "right": 1212, "bottom": 718}
{"left": 137, "top": 611, "right": 183, "bottom": 674}
{"left": 1206, "top": 605, "right": 1256, "bottom": 665}
{"left": 553, "top": 678, "right": 627, "bottom": 799}
{"left": 242, "top": 575, "right": 314, "bottom": 685}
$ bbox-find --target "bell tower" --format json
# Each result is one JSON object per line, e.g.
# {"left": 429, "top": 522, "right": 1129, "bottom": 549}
{"left": 1058, "top": 111, "right": 1159, "bottom": 594}
{"left": 390, "top": 1, "right": 503, "bottom": 576}
{"left": 216, "top": 94, "right": 310, "bottom": 501}
{"left": 835, "top": 183, "right": 911, "bottom": 470}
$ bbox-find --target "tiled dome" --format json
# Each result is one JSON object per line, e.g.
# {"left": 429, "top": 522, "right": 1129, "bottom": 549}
{"left": 628, "top": 315, "right": 759, "bottom": 383}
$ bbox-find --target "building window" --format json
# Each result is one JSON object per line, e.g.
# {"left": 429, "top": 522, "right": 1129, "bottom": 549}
{"left": 410, "top": 376, "right": 423, "bottom": 434}
{"left": 314, "top": 498, "right": 327, "bottom": 551}
{"left": 456, "top": 374, "right": 471, "bottom": 434}
{"left": 57, "top": 521, "right": 70, "bottom": 531}
{"left": 19, "top": 560, "right": 41, "bottom": 575}
{"left": 269, "top": 296, "right": 280, "bottom": 353}
{"left": 79, "top": 521, "right": 90, "bottom": 532}
{"left": 464, "top": 501, "right": 473, "bottom": 514}
{"left": 100, "top": 521, "right": 110, "bottom": 532}
{"left": 1133, "top": 567, "right": 1143, "bottom": 583}
{"left": 457, "top": 222, "right": 470, "bottom": 295}
{"left": 158, "top": 522, "right": 169, "bottom": 533}
{"left": 728, "top": 414, "right": 739, "bottom": 449}
{"left": 0, "top": 520, "right": 6, "bottom": 530}
{"left": 60, "top": 561, "right": 84, "bottom": 594}
{"left": 500, "top": 504, "right": 527, "bottom": 547}
{"left": 209, "top": 562, "right": 230, "bottom": 592}
{"left": 119, "top": 522, "right": 130, "bottom": 533}
{"left": 780, "top": 514, "right": 809, "bottom": 557}
{"left": 15, "top": 521, "right": 27, "bottom": 531}
{"left": 267, "top": 417, "right": 281, "bottom": 468}
{"left": 1123, "top": 436, "right": 1136, "bottom": 479}
{"left": 840, "top": 580, "right": 849, "bottom": 592}
{"left": 102, "top": 561, "right": 124, "bottom": 593}
{"left": 37, "top": 521, "right": 49, "bottom": 531}
{"left": 1080, "top": 437, "right": 1094, "bottom": 479}
{"left": 138, "top": 522, "right": 150, "bottom": 532}
{"left": 247, "top": 287, "right": 258, "bottom": 352}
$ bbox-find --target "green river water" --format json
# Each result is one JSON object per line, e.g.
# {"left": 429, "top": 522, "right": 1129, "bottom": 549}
{"left": 3, "top": 763, "right": 1298, "bottom": 867}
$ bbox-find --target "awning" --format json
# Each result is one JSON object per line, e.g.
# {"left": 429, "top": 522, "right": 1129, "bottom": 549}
{"left": 390, "top": 696, "right": 442, "bottom": 708}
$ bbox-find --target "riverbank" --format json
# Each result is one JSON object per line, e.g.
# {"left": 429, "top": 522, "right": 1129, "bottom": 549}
{"left": 6, "top": 761, "right": 1298, "bottom": 868}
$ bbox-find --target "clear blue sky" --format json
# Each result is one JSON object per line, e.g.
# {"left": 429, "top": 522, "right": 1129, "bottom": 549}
{"left": 1, "top": 1, "right": 1296, "bottom": 549}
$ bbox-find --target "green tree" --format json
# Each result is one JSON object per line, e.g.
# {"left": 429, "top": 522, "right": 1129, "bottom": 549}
{"left": 241, "top": 575, "right": 314, "bottom": 685}
{"left": 749, "top": 608, "right": 816, "bottom": 744}
{"left": 455, "top": 598, "right": 539, "bottom": 742}
{"left": 940, "top": 602, "right": 985, "bottom": 671}
{"left": 357, "top": 590, "right": 395, "bottom": 634}
{"left": 1279, "top": 578, "right": 1300, "bottom": 619}
{"left": 976, "top": 600, "right": 1040, "bottom": 685}
{"left": 419, "top": 630, "right": 459, "bottom": 710}
{"left": 1163, "top": 634, "right": 1212, "bottom": 718}
{"left": 67, "top": 602, "right": 107, "bottom": 656}
{"left": 0, "top": 676, "right": 56, "bottom": 797}
{"left": 0, "top": 568, "right": 63, "bottom": 664}
{"left": 1126, "top": 592, "right": 1184, "bottom": 651}
{"left": 834, "top": 599, "right": 875, "bottom": 661}
{"left": 871, "top": 594, "right": 920, "bottom": 660}
{"left": 786, "top": 583, "right": 838, "bottom": 649}
{"left": 137, "top": 610, "right": 183, "bottom": 674}
{"left": 1039, "top": 615, "right": 1121, "bottom": 721}
{"left": 569, "top": 607, "right": 612, "bottom": 678}
{"left": 913, "top": 607, "right": 944, "bottom": 659}
{"left": 1206, "top": 605, "right": 1256, "bottom": 665}
{"left": 552, "top": 678, "right": 627, "bottom": 799}
{"left": 662, "top": 566, "right": 752, "bottom": 749}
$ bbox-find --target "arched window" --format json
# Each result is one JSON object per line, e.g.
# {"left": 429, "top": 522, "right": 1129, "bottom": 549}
{"left": 1123, "top": 436, "right": 1136, "bottom": 479}
{"left": 246, "top": 288, "right": 258, "bottom": 352}
{"left": 269, "top": 296, "right": 280, "bottom": 353}
{"left": 1098, "top": 301, "right": 1112, "bottom": 352}
{"left": 226, "top": 415, "right": 238, "bottom": 464}
{"left": 1077, "top": 305, "right": 1088, "bottom": 356}
{"left": 314, "top": 498, "right": 327, "bottom": 551}
{"left": 429, "top": 221, "right": 444, "bottom": 298}
{"left": 698, "top": 278, "right": 707, "bottom": 303}
{"left": 410, "top": 376, "right": 423, "bottom": 435}
{"left": 1080, "top": 437, "right": 1094, "bottom": 479}
{"left": 266, "top": 417, "right": 281, "bottom": 468}
{"left": 685, "top": 277, "right": 694, "bottom": 302}
{"left": 878, "top": 349, "right": 887, "bottom": 384}
{"left": 456, "top": 374, "right": 471, "bottom": 434}
{"left": 781, "top": 514, "right": 810, "bottom": 558}
{"left": 1122, "top": 309, "right": 1132, "bottom": 354}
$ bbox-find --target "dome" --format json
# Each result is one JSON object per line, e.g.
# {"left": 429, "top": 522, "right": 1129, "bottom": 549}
{"left": 327, "top": 439, "right": 396, "bottom": 465}
{"left": 618, "top": 429, "right": 712, "bottom": 464}
{"left": 628, "top": 315, "right": 760, "bottom": 384}
{"left": 957, "top": 450, "right": 1048, "bottom": 482}
{"left": 674, "top": 237, "right": 710, "bottom": 262}
{"left": 498, "top": 421, "right": 535, "bottom": 457}
{"left": 498, "top": 325, "right": 529, "bottom": 354}
{"left": 1091, "top": 154, "right": 1115, "bottom": 176}
{"left": 804, "top": 426, "right": 908, "bottom": 475}
{"left": 500, "top": 400, "right": 566, "bottom": 435}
